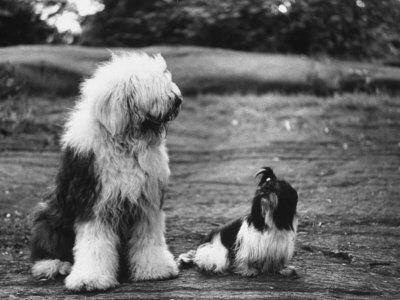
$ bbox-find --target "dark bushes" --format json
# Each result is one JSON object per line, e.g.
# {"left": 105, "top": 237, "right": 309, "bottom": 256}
{"left": 80, "top": 0, "right": 400, "bottom": 60}
{"left": 0, "top": 0, "right": 53, "bottom": 46}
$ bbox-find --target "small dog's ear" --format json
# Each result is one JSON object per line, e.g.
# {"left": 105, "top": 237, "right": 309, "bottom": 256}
{"left": 260, "top": 198, "right": 268, "bottom": 218}
{"left": 260, "top": 193, "right": 278, "bottom": 216}
{"left": 255, "top": 167, "right": 276, "bottom": 186}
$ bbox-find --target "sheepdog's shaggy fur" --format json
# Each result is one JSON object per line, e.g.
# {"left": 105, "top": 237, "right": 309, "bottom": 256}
{"left": 30, "top": 52, "right": 183, "bottom": 291}
{"left": 178, "top": 167, "right": 298, "bottom": 277}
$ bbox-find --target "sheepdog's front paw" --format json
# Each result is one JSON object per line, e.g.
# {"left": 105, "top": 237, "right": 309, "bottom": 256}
{"left": 131, "top": 247, "right": 178, "bottom": 281}
{"left": 65, "top": 270, "right": 118, "bottom": 291}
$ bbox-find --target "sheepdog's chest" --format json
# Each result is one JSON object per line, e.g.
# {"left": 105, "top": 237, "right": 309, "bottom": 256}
{"left": 95, "top": 144, "right": 170, "bottom": 209}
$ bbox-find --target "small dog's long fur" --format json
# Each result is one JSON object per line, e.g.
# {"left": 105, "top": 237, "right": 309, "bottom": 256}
{"left": 178, "top": 167, "right": 298, "bottom": 277}
{"left": 31, "top": 52, "right": 182, "bottom": 291}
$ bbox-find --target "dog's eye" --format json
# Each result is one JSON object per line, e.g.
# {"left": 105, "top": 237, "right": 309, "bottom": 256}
{"left": 266, "top": 177, "right": 271, "bottom": 182}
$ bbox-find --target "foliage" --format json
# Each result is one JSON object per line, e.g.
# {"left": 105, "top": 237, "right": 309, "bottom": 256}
{"left": 2, "top": 45, "right": 400, "bottom": 97}
{"left": 0, "top": 63, "right": 24, "bottom": 99}
{"left": 0, "top": 0, "right": 54, "bottom": 46}
{"left": 80, "top": 0, "right": 400, "bottom": 60}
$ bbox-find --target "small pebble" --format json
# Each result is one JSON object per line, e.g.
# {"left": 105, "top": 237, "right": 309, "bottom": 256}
{"left": 231, "top": 119, "right": 239, "bottom": 126}
{"left": 284, "top": 120, "right": 292, "bottom": 131}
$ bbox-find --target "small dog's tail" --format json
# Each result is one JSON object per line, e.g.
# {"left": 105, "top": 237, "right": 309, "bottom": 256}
{"left": 176, "top": 250, "right": 197, "bottom": 269}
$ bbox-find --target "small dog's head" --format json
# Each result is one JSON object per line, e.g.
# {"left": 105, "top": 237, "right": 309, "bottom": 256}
{"left": 251, "top": 167, "right": 298, "bottom": 230}
{"left": 82, "top": 52, "right": 182, "bottom": 140}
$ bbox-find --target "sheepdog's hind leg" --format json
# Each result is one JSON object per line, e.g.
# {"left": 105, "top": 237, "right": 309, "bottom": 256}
{"left": 31, "top": 202, "right": 74, "bottom": 279}
{"left": 129, "top": 209, "right": 178, "bottom": 281}
{"left": 65, "top": 219, "right": 119, "bottom": 291}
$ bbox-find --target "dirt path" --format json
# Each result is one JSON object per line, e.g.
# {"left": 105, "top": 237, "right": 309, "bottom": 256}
{"left": 0, "top": 93, "right": 399, "bottom": 298}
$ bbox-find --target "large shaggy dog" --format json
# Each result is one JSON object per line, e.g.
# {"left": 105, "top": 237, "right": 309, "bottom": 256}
{"left": 30, "top": 52, "right": 182, "bottom": 291}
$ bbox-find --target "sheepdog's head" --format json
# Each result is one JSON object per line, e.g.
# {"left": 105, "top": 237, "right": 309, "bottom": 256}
{"left": 81, "top": 52, "right": 182, "bottom": 141}
{"left": 251, "top": 167, "right": 298, "bottom": 230}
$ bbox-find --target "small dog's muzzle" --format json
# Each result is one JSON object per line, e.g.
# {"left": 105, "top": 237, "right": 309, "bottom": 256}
{"left": 266, "top": 192, "right": 278, "bottom": 210}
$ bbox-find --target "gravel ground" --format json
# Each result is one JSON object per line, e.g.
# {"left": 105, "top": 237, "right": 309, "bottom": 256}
{"left": 0, "top": 93, "right": 399, "bottom": 299}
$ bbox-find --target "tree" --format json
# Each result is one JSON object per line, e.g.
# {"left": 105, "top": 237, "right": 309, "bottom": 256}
{"left": 0, "top": 0, "right": 54, "bottom": 46}
{"left": 80, "top": 0, "right": 400, "bottom": 60}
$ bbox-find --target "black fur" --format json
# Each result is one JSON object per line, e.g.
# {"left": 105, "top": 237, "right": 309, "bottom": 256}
{"left": 247, "top": 193, "right": 268, "bottom": 231}
{"left": 219, "top": 218, "right": 243, "bottom": 250}
{"left": 202, "top": 218, "right": 243, "bottom": 263}
{"left": 31, "top": 146, "right": 100, "bottom": 262}
{"left": 272, "top": 180, "right": 298, "bottom": 230}
{"left": 249, "top": 167, "right": 298, "bottom": 231}
{"left": 255, "top": 167, "right": 276, "bottom": 186}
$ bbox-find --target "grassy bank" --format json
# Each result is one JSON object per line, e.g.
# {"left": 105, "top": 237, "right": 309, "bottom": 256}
{"left": 1, "top": 45, "right": 400, "bottom": 96}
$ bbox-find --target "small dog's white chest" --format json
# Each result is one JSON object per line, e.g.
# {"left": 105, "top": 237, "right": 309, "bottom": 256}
{"left": 234, "top": 221, "right": 296, "bottom": 271}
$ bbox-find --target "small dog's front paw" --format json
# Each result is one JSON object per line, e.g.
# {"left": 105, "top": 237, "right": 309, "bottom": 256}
{"left": 236, "top": 267, "right": 259, "bottom": 277}
{"left": 132, "top": 248, "right": 179, "bottom": 281}
{"left": 65, "top": 271, "right": 118, "bottom": 291}
{"left": 279, "top": 265, "right": 298, "bottom": 277}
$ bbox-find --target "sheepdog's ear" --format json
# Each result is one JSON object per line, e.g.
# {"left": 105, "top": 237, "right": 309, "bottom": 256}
{"left": 81, "top": 77, "right": 134, "bottom": 137}
{"left": 96, "top": 89, "right": 132, "bottom": 136}
{"left": 152, "top": 53, "right": 167, "bottom": 70}
{"left": 255, "top": 167, "right": 276, "bottom": 186}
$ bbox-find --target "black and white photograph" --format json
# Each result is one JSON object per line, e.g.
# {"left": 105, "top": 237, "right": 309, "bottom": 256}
{"left": 0, "top": 0, "right": 399, "bottom": 298}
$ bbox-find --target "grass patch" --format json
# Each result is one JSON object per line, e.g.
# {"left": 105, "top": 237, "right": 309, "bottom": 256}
{"left": 1, "top": 45, "right": 400, "bottom": 96}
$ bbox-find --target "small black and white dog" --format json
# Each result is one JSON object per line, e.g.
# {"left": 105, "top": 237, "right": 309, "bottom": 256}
{"left": 178, "top": 167, "right": 298, "bottom": 276}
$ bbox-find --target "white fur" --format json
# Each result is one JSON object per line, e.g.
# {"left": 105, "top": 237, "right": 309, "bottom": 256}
{"left": 62, "top": 52, "right": 176, "bottom": 224}
{"left": 93, "top": 139, "right": 170, "bottom": 224}
{"left": 129, "top": 210, "right": 178, "bottom": 280}
{"left": 65, "top": 220, "right": 119, "bottom": 291}
{"left": 188, "top": 219, "right": 297, "bottom": 276}
{"left": 62, "top": 52, "right": 180, "bottom": 152}
{"left": 193, "top": 233, "right": 230, "bottom": 273}
{"left": 234, "top": 219, "right": 297, "bottom": 276}
{"left": 32, "top": 259, "right": 71, "bottom": 279}
{"left": 35, "top": 52, "right": 181, "bottom": 290}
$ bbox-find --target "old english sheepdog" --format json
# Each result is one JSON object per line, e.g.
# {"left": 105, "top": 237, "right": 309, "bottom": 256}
{"left": 30, "top": 52, "right": 183, "bottom": 291}
{"left": 178, "top": 167, "right": 298, "bottom": 277}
